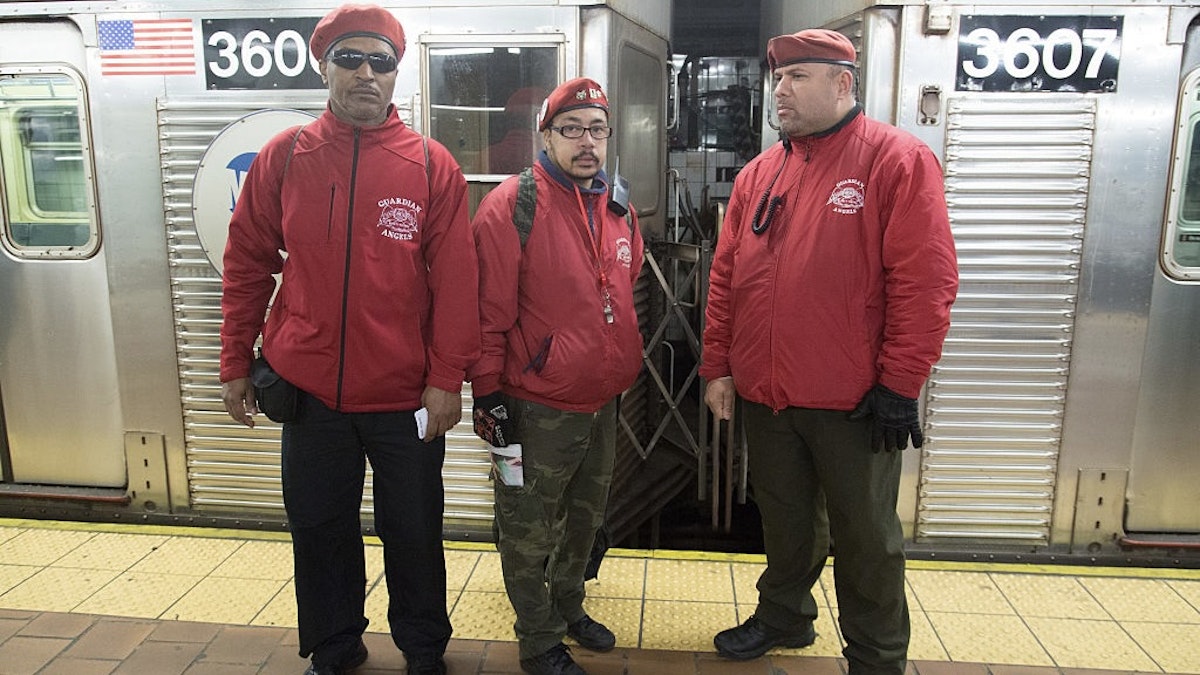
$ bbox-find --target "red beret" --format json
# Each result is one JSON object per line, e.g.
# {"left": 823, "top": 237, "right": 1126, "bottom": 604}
{"left": 767, "top": 29, "right": 856, "bottom": 70}
{"left": 537, "top": 78, "right": 609, "bottom": 131}
{"left": 310, "top": 4, "right": 406, "bottom": 61}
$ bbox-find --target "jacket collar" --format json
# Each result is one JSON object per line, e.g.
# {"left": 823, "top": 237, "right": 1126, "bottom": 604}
{"left": 319, "top": 103, "right": 404, "bottom": 136}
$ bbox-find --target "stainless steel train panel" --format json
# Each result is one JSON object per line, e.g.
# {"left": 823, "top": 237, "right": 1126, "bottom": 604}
{"left": 922, "top": 95, "right": 1094, "bottom": 545}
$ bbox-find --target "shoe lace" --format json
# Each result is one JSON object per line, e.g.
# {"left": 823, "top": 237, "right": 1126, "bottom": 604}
{"left": 547, "top": 643, "right": 576, "bottom": 666}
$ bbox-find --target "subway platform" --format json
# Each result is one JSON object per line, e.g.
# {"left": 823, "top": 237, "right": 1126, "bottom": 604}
{"left": 0, "top": 518, "right": 1198, "bottom": 674}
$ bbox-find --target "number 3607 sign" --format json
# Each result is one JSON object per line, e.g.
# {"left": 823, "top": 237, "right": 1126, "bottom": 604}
{"left": 957, "top": 15, "right": 1122, "bottom": 93}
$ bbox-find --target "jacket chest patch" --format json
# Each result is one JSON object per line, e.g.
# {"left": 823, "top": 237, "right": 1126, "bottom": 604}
{"left": 615, "top": 237, "right": 633, "bottom": 268}
{"left": 377, "top": 197, "right": 422, "bottom": 241}
{"left": 827, "top": 179, "right": 865, "bottom": 215}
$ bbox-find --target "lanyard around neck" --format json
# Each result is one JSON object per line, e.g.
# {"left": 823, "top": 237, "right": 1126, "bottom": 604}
{"left": 572, "top": 183, "right": 614, "bottom": 323}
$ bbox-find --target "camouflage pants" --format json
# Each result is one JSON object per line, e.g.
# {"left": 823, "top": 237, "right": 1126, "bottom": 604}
{"left": 493, "top": 396, "right": 617, "bottom": 659}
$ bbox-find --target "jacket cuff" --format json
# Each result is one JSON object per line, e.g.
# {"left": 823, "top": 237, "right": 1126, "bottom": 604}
{"left": 470, "top": 373, "right": 502, "bottom": 398}
{"left": 878, "top": 373, "right": 922, "bottom": 400}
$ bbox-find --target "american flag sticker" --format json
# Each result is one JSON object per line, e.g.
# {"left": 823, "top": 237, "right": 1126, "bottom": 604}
{"left": 98, "top": 18, "right": 196, "bottom": 76}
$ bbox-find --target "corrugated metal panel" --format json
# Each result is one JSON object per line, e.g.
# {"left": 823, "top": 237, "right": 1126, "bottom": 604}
{"left": 919, "top": 95, "right": 1095, "bottom": 545}
{"left": 159, "top": 99, "right": 494, "bottom": 530}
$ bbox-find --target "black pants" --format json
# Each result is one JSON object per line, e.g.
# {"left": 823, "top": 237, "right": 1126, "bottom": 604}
{"left": 743, "top": 401, "right": 909, "bottom": 675}
{"left": 282, "top": 392, "right": 451, "bottom": 664}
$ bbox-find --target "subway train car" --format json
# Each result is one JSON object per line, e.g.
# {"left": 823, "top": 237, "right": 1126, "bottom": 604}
{"left": 2, "top": 0, "right": 1199, "bottom": 567}
{"left": 0, "top": 0, "right": 668, "bottom": 538}
{"left": 752, "top": 0, "right": 1200, "bottom": 563}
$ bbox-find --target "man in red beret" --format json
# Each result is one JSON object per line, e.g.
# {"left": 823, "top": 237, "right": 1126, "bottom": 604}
{"left": 219, "top": 4, "right": 478, "bottom": 675}
{"left": 469, "top": 77, "right": 645, "bottom": 675}
{"left": 701, "top": 28, "right": 958, "bottom": 675}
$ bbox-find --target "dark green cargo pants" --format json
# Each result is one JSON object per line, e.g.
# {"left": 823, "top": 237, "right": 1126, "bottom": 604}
{"left": 493, "top": 396, "right": 616, "bottom": 659}
{"left": 742, "top": 401, "right": 910, "bottom": 675}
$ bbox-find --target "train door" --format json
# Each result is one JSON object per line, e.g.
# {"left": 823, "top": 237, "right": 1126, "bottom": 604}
{"left": 0, "top": 20, "right": 126, "bottom": 487}
{"left": 1127, "top": 14, "right": 1200, "bottom": 535}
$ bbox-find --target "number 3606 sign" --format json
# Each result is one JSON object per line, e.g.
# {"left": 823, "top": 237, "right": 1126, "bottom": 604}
{"left": 204, "top": 17, "right": 323, "bottom": 90}
{"left": 957, "top": 15, "right": 1122, "bottom": 93}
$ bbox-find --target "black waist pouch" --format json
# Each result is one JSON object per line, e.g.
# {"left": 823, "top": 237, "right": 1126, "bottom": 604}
{"left": 250, "top": 351, "right": 299, "bottom": 423}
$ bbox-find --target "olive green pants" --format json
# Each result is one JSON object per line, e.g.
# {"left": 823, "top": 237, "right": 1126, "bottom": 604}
{"left": 493, "top": 396, "right": 616, "bottom": 659}
{"left": 743, "top": 401, "right": 910, "bottom": 675}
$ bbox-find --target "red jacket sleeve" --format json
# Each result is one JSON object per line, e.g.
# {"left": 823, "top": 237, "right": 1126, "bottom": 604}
{"left": 698, "top": 162, "right": 753, "bottom": 381}
{"left": 468, "top": 179, "right": 522, "bottom": 396}
{"left": 422, "top": 140, "right": 481, "bottom": 393}
{"left": 218, "top": 132, "right": 291, "bottom": 382}
{"left": 876, "top": 145, "right": 959, "bottom": 398}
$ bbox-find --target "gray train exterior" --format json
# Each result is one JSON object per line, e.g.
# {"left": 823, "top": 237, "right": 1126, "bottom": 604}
{"left": 3, "top": 0, "right": 1199, "bottom": 564}
{"left": 0, "top": 0, "right": 668, "bottom": 538}
{"left": 759, "top": 0, "right": 1200, "bottom": 559}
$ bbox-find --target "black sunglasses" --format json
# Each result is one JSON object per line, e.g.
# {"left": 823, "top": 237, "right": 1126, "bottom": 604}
{"left": 329, "top": 48, "right": 398, "bottom": 74}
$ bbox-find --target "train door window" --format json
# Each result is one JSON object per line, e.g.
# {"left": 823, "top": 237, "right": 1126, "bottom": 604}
{"left": 616, "top": 41, "right": 664, "bottom": 217}
{"left": 0, "top": 69, "right": 97, "bottom": 258}
{"left": 422, "top": 36, "right": 560, "bottom": 212}
{"left": 1164, "top": 67, "right": 1200, "bottom": 279}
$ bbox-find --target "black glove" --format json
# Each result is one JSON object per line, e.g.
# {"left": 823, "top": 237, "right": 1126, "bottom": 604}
{"left": 472, "top": 391, "right": 514, "bottom": 447}
{"left": 848, "top": 384, "right": 923, "bottom": 452}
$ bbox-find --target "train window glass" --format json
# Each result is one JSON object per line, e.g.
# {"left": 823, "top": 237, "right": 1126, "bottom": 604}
{"left": 0, "top": 71, "right": 96, "bottom": 258}
{"left": 616, "top": 42, "right": 664, "bottom": 217}
{"left": 1164, "top": 70, "right": 1200, "bottom": 279}
{"left": 426, "top": 45, "right": 558, "bottom": 183}
{"left": 1181, "top": 125, "right": 1200, "bottom": 225}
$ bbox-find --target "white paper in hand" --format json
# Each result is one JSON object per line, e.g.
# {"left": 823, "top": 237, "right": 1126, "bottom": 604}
{"left": 415, "top": 407, "right": 428, "bottom": 439}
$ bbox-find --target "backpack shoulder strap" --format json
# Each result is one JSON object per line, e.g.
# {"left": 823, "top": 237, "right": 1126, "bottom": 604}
{"left": 423, "top": 136, "right": 430, "bottom": 187}
{"left": 280, "top": 124, "right": 306, "bottom": 181}
{"left": 512, "top": 167, "right": 537, "bottom": 248}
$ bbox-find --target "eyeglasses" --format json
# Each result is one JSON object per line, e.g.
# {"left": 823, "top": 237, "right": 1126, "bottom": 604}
{"left": 550, "top": 124, "right": 613, "bottom": 139}
{"left": 329, "top": 49, "right": 398, "bottom": 74}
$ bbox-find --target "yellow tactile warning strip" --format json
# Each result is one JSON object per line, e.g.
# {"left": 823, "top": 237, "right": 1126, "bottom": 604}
{"left": 0, "top": 519, "right": 1199, "bottom": 673}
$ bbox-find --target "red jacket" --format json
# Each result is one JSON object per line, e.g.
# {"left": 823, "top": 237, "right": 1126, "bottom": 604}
{"left": 700, "top": 109, "right": 958, "bottom": 410}
{"left": 219, "top": 106, "right": 480, "bottom": 412}
{"left": 471, "top": 154, "right": 644, "bottom": 412}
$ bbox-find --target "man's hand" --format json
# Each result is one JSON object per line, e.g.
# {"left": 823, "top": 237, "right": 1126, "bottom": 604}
{"left": 704, "top": 376, "right": 736, "bottom": 421}
{"left": 472, "top": 391, "right": 514, "bottom": 447}
{"left": 421, "top": 386, "right": 462, "bottom": 442}
{"left": 222, "top": 377, "right": 257, "bottom": 428}
{"left": 848, "top": 384, "right": 923, "bottom": 452}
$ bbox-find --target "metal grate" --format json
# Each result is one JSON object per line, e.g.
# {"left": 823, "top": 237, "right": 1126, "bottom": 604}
{"left": 918, "top": 95, "right": 1096, "bottom": 545}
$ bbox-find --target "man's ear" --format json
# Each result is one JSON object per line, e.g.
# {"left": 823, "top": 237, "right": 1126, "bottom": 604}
{"left": 838, "top": 68, "right": 855, "bottom": 97}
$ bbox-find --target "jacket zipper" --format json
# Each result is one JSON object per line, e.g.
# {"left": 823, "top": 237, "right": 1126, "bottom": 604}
{"left": 335, "top": 128, "right": 362, "bottom": 408}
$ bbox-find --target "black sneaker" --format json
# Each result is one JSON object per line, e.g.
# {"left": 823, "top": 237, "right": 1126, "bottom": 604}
{"left": 566, "top": 614, "right": 616, "bottom": 652}
{"left": 519, "top": 643, "right": 587, "bottom": 675}
{"left": 405, "top": 653, "right": 447, "bottom": 675}
{"left": 304, "top": 638, "right": 368, "bottom": 674}
{"left": 713, "top": 615, "right": 816, "bottom": 661}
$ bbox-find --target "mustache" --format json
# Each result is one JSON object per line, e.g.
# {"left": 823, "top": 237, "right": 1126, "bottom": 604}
{"left": 572, "top": 151, "right": 599, "bottom": 162}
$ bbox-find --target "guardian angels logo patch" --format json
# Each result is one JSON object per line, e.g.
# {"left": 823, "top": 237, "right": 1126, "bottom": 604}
{"left": 377, "top": 196, "right": 422, "bottom": 241}
{"left": 615, "top": 237, "right": 633, "bottom": 268}
{"left": 827, "top": 179, "right": 865, "bottom": 215}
